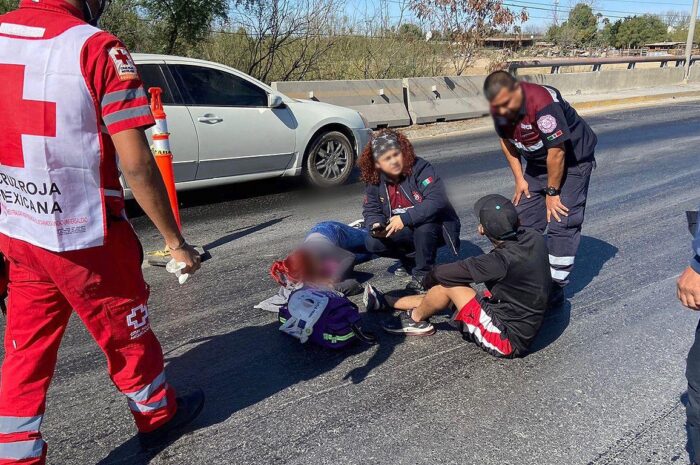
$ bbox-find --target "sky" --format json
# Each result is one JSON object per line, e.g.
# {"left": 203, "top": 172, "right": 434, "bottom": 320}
{"left": 348, "top": 0, "right": 698, "bottom": 32}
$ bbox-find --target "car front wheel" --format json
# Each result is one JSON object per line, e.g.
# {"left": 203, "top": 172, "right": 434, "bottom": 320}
{"left": 304, "top": 131, "right": 355, "bottom": 187}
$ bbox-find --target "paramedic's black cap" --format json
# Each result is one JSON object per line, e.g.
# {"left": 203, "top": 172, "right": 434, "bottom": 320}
{"left": 474, "top": 194, "right": 519, "bottom": 240}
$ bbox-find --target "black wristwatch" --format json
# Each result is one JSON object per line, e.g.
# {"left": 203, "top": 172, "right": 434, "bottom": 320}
{"left": 544, "top": 186, "right": 561, "bottom": 196}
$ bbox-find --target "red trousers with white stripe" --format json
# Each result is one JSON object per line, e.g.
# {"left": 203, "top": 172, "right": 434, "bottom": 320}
{"left": 453, "top": 296, "right": 514, "bottom": 358}
{"left": 0, "top": 221, "right": 176, "bottom": 465}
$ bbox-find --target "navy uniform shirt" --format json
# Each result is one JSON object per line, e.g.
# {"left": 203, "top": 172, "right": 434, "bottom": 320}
{"left": 492, "top": 82, "right": 598, "bottom": 167}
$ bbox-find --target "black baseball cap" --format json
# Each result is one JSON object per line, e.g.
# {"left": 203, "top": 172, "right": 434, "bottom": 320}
{"left": 474, "top": 194, "right": 519, "bottom": 240}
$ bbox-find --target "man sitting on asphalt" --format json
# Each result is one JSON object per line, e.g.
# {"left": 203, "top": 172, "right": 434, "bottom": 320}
{"left": 358, "top": 129, "right": 461, "bottom": 292}
{"left": 366, "top": 195, "right": 551, "bottom": 358}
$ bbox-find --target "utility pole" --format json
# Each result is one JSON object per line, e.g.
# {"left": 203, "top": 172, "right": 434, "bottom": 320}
{"left": 553, "top": 0, "right": 559, "bottom": 26}
{"left": 685, "top": 0, "right": 699, "bottom": 80}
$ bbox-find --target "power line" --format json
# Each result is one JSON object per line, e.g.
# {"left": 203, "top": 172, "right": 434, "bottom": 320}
{"left": 506, "top": 0, "right": 690, "bottom": 18}
{"left": 597, "top": 0, "right": 689, "bottom": 5}
{"left": 505, "top": 0, "right": 692, "bottom": 19}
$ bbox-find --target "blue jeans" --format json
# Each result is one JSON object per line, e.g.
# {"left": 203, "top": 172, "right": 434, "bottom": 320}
{"left": 307, "top": 221, "right": 372, "bottom": 263}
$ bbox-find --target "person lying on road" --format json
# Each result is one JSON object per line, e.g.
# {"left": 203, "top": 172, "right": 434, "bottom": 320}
{"left": 367, "top": 195, "right": 551, "bottom": 358}
{"left": 359, "top": 129, "right": 461, "bottom": 293}
{"left": 270, "top": 221, "right": 372, "bottom": 296}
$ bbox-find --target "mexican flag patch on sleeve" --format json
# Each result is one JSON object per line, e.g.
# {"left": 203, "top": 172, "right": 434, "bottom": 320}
{"left": 421, "top": 177, "right": 434, "bottom": 187}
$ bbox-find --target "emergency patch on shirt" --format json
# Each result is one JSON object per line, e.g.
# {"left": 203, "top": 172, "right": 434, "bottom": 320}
{"left": 537, "top": 114, "right": 558, "bottom": 134}
{"left": 412, "top": 190, "right": 423, "bottom": 202}
{"left": 546, "top": 129, "right": 564, "bottom": 142}
{"left": 127, "top": 304, "right": 150, "bottom": 339}
{"left": 421, "top": 177, "right": 433, "bottom": 187}
{"left": 108, "top": 47, "right": 138, "bottom": 81}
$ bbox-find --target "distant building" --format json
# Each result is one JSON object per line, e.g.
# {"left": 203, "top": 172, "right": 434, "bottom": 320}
{"left": 483, "top": 37, "right": 535, "bottom": 49}
{"left": 644, "top": 41, "right": 685, "bottom": 52}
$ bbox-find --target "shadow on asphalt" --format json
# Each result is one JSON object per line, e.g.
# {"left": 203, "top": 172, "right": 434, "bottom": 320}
{"left": 203, "top": 216, "right": 290, "bottom": 255}
{"left": 126, "top": 169, "right": 365, "bottom": 219}
{"left": 529, "top": 301, "right": 572, "bottom": 355}
{"left": 567, "top": 236, "right": 619, "bottom": 297}
{"left": 97, "top": 321, "right": 401, "bottom": 464}
{"left": 530, "top": 235, "right": 617, "bottom": 354}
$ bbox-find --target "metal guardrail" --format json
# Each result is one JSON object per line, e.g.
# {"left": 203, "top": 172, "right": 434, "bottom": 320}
{"left": 508, "top": 55, "right": 700, "bottom": 74}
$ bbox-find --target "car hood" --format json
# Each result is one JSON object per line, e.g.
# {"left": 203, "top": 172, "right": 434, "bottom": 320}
{"left": 285, "top": 99, "right": 365, "bottom": 128}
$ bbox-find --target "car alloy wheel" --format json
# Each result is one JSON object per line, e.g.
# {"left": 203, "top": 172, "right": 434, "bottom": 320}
{"left": 305, "top": 131, "right": 354, "bottom": 186}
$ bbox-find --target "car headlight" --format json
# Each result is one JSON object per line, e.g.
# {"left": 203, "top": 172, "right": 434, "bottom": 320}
{"left": 358, "top": 111, "right": 370, "bottom": 129}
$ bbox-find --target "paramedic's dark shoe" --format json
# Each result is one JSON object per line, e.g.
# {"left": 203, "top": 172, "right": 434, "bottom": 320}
{"left": 548, "top": 286, "right": 566, "bottom": 309}
{"left": 382, "top": 311, "right": 435, "bottom": 336}
{"left": 389, "top": 261, "right": 410, "bottom": 277}
{"left": 336, "top": 278, "right": 363, "bottom": 297}
{"left": 138, "top": 388, "right": 205, "bottom": 450}
{"left": 363, "top": 284, "right": 388, "bottom": 313}
{"left": 405, "top": 277, "right": 426, "bottom": 294}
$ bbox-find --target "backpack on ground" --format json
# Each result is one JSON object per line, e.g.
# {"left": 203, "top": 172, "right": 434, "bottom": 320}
{"left": 278, "top": 286, "right": 375, "bottom": 349}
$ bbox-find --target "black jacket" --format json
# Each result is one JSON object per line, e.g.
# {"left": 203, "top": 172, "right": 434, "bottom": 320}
{"left": 362, "top": 157, "right": 461, "bottom": 255}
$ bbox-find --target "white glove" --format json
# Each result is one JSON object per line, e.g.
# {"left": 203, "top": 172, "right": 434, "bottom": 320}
{"left": 166, "top": 258, "right": 190, "bottom": 285}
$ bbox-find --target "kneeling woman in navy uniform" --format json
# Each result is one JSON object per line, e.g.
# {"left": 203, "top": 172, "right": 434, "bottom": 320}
{"left": 358, "top": 129, "right": 460, "bottom": 291}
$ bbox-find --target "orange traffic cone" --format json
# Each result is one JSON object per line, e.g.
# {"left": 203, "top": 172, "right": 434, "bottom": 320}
{"left": 149, "top": 87, "right": 181, "bottom": 229}
{"left": 146, "top": 87, "right": 183, "bottom": 266}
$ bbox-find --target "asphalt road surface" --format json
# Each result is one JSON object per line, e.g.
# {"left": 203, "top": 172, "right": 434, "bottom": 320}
{"left": 13, "top": 102, "right": 700, "bottom": 465}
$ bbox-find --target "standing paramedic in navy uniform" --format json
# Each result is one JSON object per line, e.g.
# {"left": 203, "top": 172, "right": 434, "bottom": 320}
{"left": 0, "top": 0, "right": 204, "bottom": 462}
{"left": 484, "top": 71, "right": 597, "bottom": 307}
{"left": 678, "top": 206, "right": 700, "bottom": 465}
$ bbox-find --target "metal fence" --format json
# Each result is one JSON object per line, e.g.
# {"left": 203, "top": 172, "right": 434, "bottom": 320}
{"left": 508, "top": 55, "right": 700, "bottom": 74}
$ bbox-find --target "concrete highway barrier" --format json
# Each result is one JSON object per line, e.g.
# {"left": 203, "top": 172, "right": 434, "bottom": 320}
{"left": 403, "top": 76, "right": 489, "bottom": 125}
{"left": 520, "top": 67, "right": 686, "bottom": 96}
{"left": 271, "top": 79, "right": 410, "bottom": 129}
{"left": 274, "top": 58, "right": 700, "bottom": 128}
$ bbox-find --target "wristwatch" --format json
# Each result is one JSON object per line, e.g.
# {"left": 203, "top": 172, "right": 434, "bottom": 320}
{"left": 544, "top": 186, "right": 561, "bottom": 196}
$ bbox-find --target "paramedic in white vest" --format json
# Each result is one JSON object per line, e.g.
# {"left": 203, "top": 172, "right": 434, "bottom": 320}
{"left": 0, "top": 0, "right": 204, "bottom": 462}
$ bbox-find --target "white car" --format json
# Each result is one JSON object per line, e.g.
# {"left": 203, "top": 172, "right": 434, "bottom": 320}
{"left": 131, "top": 54, "right": 372, "bottom": 189}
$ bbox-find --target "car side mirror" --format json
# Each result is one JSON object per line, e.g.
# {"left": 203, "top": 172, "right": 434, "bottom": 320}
{"left": 268, "top": 94, "right": 284, "bottom": 108}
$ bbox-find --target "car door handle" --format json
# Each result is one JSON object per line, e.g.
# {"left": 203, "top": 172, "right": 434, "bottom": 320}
{"left": 197, "top": 114, "right": 223, "bottom": 124}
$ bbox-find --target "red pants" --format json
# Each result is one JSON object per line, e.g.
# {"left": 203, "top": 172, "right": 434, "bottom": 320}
{"left": 0, "top": 221, "right": 176, "bottom": 465}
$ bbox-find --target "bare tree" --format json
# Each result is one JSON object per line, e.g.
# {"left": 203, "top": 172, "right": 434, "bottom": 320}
{"left": 409, "top": 0, "right": 527, "bottom": 75}
{"left": 232, "top": 0, "right": 343, "bottom": 83}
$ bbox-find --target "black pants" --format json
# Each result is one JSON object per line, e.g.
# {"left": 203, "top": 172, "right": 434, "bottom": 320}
{"left": 687, "top": 320, "right": 700, "bottom": 463}
{"left": 516, "top": 159, "right": 594, "bottom": 288}
{"left": 365, "top": 222, "right": 444, "bottom": 279}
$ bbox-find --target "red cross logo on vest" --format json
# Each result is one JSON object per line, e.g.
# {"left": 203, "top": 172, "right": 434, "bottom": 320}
{"left": 113, "top": 49, "right": 130, "bottom": 65}
{"left": 127, "top": 304, "right": 149, "bottom": 330}
{"left": 0, "top": 64, "right": 57, "bottom": 168}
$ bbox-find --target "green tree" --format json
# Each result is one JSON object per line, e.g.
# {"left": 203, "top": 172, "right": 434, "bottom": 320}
{"left": 546, "top": 3, "right": 597, "bottom": 48}
{"left": 546, "top": 24, "right": 559, "bottom": 43}
{"left": 567, "top": 3, "right": 597, "bottom": 46}
{"left": 398, "top": 23, "right": 423, "bottom": 40}
{"left": 0, "top": 0, "right": 17, "bottom": 14}
{"left": 140, "top": 0, "right": 229, "bottom": 54}
{"left": 599, "top": 18, "right": 621, "bottom": 47}
{"left": 668, "top": 20, "right": 700, "bottom": 44}
{"left": 613, "top": 15, "right": 667, "bottom": 48}
{"left": 100, "top": 0, "right": 151, "bottom": 51}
